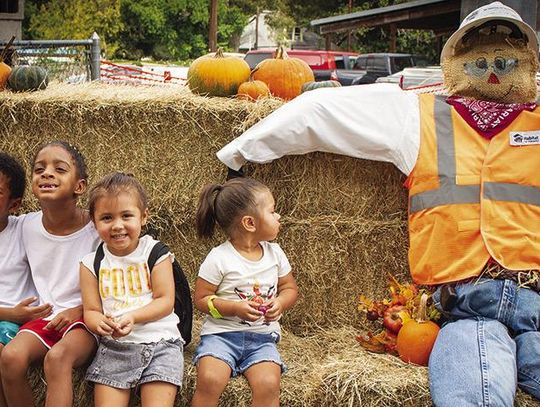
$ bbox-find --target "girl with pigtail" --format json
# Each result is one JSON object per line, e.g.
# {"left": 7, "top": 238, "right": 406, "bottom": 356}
{"left": 191, "top": 177, "right": 298, "bottom": 407}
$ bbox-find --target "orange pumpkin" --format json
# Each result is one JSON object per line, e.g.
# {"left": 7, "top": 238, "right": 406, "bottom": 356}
{"left": 0, "top": 35, "right": 14, "bottom": 90}
{"left": 237, "top": 78, "right": 270, "bottom": 101}
{"left": 396, "top": 293, "right": 440, "bottom": 366}
{"left": 187, "top": 48, "right": 251, "bottom": 97}
{"left": 252, "top": 46, "right": 314, "bottom": 101}
{"left": 0, "top": 62, "right": 11, "bottom": 90}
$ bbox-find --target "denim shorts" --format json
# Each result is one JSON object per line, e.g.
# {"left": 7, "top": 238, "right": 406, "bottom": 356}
{"left": 192, "top": 331, "right": 286, "bottom": 377}
{"left": 0, "top": 321, "right": 19, "bottom": 345}
{"left": 86, "top": 337, "right": 184, "bottom": 389}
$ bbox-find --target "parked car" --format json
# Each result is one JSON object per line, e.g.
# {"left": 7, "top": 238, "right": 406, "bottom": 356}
{"left": 344, "top": 53, "right": 431, "bottom": 86}
{"left": 244, "top": 48, "right": 359, "bottom": 83}
{"left": 375, "top": 66, "right": 443, "bottom": 88}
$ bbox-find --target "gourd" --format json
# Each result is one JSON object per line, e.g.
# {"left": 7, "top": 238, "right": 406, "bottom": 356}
{"left": 302, "top": 80, "right": 342, "bottom": 93}
{"left": 187, "top": 48, "right": 251, "bottom": 97}
{"left": 237, "top": 78, "right": 270, "bottom": 101}
{"left": 252, "top": 46, "right": 314, "bottom": 101}
{"left": 7, "top": 65, "right": 49, "bottom": 92}
{"left": 396, "top": 293, "right": 440, "bottom": 366}
{"left": 0, "top": 36, "right": 15, "bottom": 90}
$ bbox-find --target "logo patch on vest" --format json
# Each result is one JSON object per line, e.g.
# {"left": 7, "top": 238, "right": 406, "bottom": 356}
{"left": 509, "top": 131, "right": 540, "bottom": 146}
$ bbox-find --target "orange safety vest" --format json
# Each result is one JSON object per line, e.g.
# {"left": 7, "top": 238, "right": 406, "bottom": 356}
{"left": 407, "top": 94, "right": 540, "bottom": 285}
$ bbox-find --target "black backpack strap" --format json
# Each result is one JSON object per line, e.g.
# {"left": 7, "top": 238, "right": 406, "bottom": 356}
{"left": 147, "top": 241, "right": 169, "bottom": 271}
{"left": 93, "top": 242, "right": 105, "bottom": 274}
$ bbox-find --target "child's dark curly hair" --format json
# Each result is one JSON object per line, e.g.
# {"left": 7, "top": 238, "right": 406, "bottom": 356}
{"left": 0, "top": 152, "right": 26, "bottom": 200}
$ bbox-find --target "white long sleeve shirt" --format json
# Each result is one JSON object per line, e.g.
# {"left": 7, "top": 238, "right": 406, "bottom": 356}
{"left": 217, "top": 84, "right": 421, "bottom": 175}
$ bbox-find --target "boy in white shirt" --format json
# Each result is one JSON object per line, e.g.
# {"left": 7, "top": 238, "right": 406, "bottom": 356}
{"left": 0, "top": 152, "right": 52, "bottom": 406}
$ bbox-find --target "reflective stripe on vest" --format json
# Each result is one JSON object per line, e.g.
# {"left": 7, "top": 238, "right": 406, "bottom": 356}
{"left": 409, "top": 96, "right": 540, "bottom": 213}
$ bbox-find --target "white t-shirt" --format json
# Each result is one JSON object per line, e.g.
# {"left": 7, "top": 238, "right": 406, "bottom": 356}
{"left": 217, "top": 83, "right": 420, "bottom": 175}
{"left": 198, "top": 240, "right": 292, "bottom": 336}
{"left": 22, "top": 211, "right": 100, "bottom": 319}
{"left": 81, "top": 234, "right": 181, "bottom": 344}
{"left": 0, "top": 215, "right": 38, "bottom": 308}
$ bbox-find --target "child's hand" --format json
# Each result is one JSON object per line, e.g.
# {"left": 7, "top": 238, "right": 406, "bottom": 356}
{"left": 234, "top": 301, "right": 264, "bottom": 322}
{"left": 262, "top": 298, "right": 283, "bottom": 322}
{"left": 112, "top": 313, "right": 135, "bottom": 338}
{"left": 11, "top": 297, "right": 53, "bottom": 323}
{"left": 96, "top": 314, "right": 119, "bottom": 336}
{"left": 44, "top": 306, "right": 83, "bottom": 331}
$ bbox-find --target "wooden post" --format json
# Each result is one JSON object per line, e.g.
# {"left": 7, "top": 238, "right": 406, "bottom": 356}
{"left": 208, "top": 0, "right": 218, "bottom": 52}
{"left": 389, "top": 23, "right": 397, "bottom": 52}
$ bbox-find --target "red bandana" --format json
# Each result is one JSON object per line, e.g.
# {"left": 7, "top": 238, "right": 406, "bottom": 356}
{"left": 446, "top": 96, "right": 536, "bottom": 139}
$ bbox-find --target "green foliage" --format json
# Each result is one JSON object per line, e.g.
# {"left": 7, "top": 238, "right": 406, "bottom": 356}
{"left": 25, "top": 0, "right": 123, "bottom": 57}
{"left": 23, "top": 0, "right": 440, "bottom": 63}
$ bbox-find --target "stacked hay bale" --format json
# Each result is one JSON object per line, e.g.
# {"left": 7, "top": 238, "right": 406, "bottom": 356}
{"left": 0, "top": 83, "right": 537, "bottom": 407}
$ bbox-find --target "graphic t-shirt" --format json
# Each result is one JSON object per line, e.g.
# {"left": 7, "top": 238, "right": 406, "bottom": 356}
{"left": 81, "top": 235, "right": 181, "bottom": 344}
{"left": 198, "top": 240, "right": 291, "bottom": 336}
{"left": 0, "top": 215, "right": 37, "bottom": 308}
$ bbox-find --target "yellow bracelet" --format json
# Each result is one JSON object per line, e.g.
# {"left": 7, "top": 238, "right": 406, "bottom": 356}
{"left": 207, "top": 295, "right": 223, "bottom": 319}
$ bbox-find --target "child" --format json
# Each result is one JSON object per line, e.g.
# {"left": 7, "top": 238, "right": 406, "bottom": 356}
{"left": 0, "top": 141, "right": 100, "bottom": 407}
{"left": 191, "top": 177, "right": 298, "bottom": 407}
{"left": 80, "top": 172, "right": 183, "bottom": 406}
{"left": 0, "top": 152, "right": 52, "bottom": 407}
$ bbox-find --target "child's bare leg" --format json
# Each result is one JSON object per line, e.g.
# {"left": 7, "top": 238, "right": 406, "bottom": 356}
{"left": 244, "top": 362, "right": 281, "bottom": 407}
{"left": 0, "top": 344, "right": 5, "bottom": 407}
{"left": 191, "top": 356, "right": 231, "bottom": 407}
{"left": 94, "top": 384, "right": 130, "bottom": 407}
{"left": 43, "top": 328, "right": 97, "bottom": 407}
{"left": 140, "top": 382, "right": 177, "bottom": 407}
{"left": 0, "top": 332, "right": 48, "bottom": 407}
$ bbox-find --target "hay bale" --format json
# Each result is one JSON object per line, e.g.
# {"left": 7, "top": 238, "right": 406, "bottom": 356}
{"left": 0, "top": 82, "right": 411, "bottom": 334}
{"left": 2, "top": 83, "right": 538, "bottom": 407}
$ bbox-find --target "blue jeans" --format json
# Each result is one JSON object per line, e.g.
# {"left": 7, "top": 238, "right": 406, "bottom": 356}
{"left": 429, "top": 279, "right": 540, "bottom": 406}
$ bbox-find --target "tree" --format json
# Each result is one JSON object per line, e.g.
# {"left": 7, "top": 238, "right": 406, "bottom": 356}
{"left": 25, "top": 0, "right": 123, "bottom": 56}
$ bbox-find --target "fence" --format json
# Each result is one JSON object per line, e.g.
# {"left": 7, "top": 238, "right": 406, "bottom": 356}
{"left": 0, "top": 33, "right": 100, "bottom": 82}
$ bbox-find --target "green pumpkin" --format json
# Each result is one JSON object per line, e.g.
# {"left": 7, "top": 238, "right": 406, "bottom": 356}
{"left": 7, "top": 66, "right": 49, "bottom": 92}
{"left": 301, "top": 80, "right": 342, "bottom": 93}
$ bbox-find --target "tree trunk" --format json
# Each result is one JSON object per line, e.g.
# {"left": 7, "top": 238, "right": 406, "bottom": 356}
{"left": 208, "top": 0, "right": 218, "bottom": 52}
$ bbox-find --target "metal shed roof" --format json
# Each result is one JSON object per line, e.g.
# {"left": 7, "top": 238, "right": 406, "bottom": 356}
{"left": 311, "top": 0, "right": 460, "bottom": 35}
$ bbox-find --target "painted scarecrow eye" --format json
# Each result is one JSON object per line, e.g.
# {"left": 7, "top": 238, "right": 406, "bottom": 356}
{"left": 476, "top": 57, "right": 488, "bottom": 70}
{"left": 493, "top": 57, "right": 518, "bottom": 75}
{"left": 464, "top": 57, "right": 488, "bottom": 77}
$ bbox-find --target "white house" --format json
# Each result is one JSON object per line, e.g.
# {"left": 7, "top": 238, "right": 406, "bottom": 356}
{"left": 0, "top": 0, "right": 24, "bottom": 41}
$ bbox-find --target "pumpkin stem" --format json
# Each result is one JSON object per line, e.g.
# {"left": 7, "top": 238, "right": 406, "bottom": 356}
{"left": 214, "top": 48, "right": 224, "bottom": 58}
{"left": 417, "top": 293, "right": 429, "bottom": 323}
{"left": 275, "top": 45, "right": 288, "bottom": 60}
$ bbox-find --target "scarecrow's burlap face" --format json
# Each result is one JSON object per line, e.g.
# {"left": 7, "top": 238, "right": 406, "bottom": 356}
{"left": 443, "top": 36, "right": 539, "bottom": 103}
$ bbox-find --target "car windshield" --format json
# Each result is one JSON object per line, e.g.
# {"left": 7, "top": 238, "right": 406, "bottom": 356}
{"left": 244, "top": 52, "right": 273, "bottom": 69}
{"left": 391, "top": 56, "right": 414, "bottom": 72}
{"left": 412, "top": 55, "right": 430, "bottom": 67}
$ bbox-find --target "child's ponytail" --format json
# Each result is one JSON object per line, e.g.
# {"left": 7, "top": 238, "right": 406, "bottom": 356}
{"left": 195, "top": 177, "right": 268, "bottom": 239}
{"left": 196, "top": 183, "right": 223, "bottom": 238}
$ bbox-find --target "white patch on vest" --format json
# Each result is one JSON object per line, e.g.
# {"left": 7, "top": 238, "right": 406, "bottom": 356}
{"left": 509, "top": 131, "right": 540, "bottom": 146}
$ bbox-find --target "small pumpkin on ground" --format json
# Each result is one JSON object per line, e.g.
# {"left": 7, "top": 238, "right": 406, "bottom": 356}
{"left": 187, "top": 48, "right": 251, "bottom": 97}
{"left": 396, "top": 293, "right": 440, "bottom": 366}
{"left": 302, "top": 80, "right": 342, "bottom": 93}
{"left": 7, "top": 65, "right": 48, "bottom": 92}
{"left": 252, "top": 46, "right": 314, "bottom": 101}
{"left": 237, "top": 78, "right": 270, "bottom": 101}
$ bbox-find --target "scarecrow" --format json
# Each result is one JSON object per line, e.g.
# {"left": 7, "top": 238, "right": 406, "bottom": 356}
{"left": 217, "top": 2, "right": 540, "bottom": 405}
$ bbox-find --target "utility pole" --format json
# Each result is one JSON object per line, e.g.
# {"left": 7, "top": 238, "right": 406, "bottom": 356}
{"left": 255, "top": 7, "right": 259, "bottom": 50}
{"left": 347, "top": 0, "right": 353, "bottom": 51}
{"left": 209, "top": 0, "right": 218, "bottom": 52}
